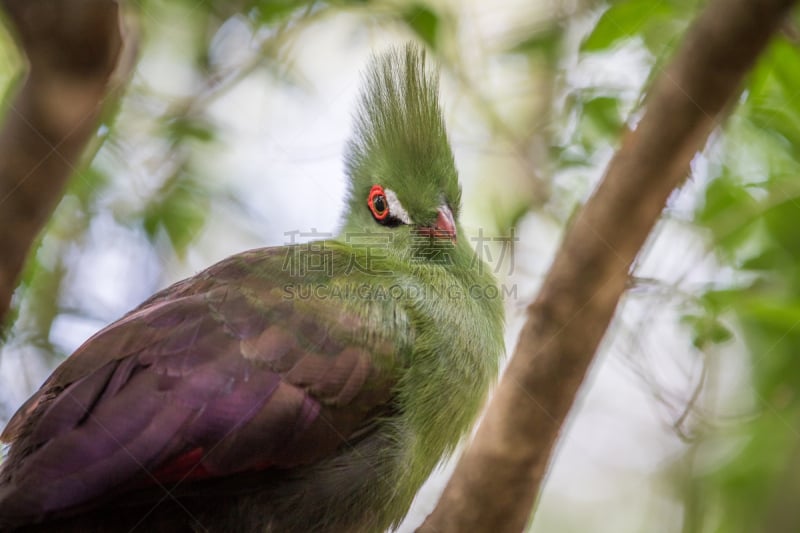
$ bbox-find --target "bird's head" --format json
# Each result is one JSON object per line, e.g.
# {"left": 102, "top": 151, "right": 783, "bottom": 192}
{"left": 342, "top": 44, "right": 462, "bottom": 257}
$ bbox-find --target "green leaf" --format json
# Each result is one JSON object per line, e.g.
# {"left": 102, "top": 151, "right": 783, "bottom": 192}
{"left": 581, "top": 0, "right": 673, "bottom": 52}
{"left": 743, "top": 40, "right": 800, "bottom": 154}
{"left": 248, "top": 0, "right": 311, "bottom": 24}
{"left": 767, "top": 38, "right": 800, "bottom": 98}
{"left": 403, "top": 4, "right": 439, "bottom": 49}
{"left": 739, "top": 297, "right": 800, "bottom": 339}
{"left": 740, "top": 248, "right": 786, "bottom": 271}
{"left": 506, "top": 26, "right": 563, "bottom": 64}
{"left": 698, "top": 176, "right": 754, "bottom": 224}
{"left": 681, "top": 313, "right": 733, "bottom": 349}
{"left": 697, "top": 175, "right": 760, "bottom": 253}
{"left": 143, "top": 174, "right": 209, "bottom": 254}
{"left": 164, "top": 116, "right": 216, "bottom": 143}
{"left": 763, "top": 195, "right": 800, "bottom": 259}
{"left": 581, "top": 95, "right": 623, "bottom": 139}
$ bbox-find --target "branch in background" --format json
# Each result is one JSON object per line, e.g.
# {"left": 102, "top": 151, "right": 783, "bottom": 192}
{"left": 418, "top": 0, "right": 797, "bottom": 530}
{"left": 0, "top": 0, "right": 135, "bottom": 327}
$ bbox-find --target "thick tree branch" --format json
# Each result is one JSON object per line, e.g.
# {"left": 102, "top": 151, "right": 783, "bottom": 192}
{"left": 418, "top": 0, "right": 797, "bottom": 531}
{"left": 0, "top": 0, "right": 134, "bottom": 327}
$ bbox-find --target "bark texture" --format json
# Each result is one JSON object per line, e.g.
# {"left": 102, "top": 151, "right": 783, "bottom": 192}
{"left": 0, "top": 0, "right": 133, "bottom": 327}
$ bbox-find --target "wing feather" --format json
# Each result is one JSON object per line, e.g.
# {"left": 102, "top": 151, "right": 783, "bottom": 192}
{"left": 0, "top": 247, "right": 405, "bottom": 524}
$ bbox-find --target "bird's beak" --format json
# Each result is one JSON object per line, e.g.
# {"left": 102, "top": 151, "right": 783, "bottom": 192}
{"left": 419, "top": 204, "right": 457, "bottom": 242}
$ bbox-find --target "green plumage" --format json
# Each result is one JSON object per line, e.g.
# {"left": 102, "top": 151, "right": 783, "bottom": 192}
{"left": 331, "top": 43, "right": 504, "bottom": 530}
{"left": 344, "top": 45, "right": 461, "bottom": 234}
{"left": 0, "top": 44, "right": 504, "bottom": 532}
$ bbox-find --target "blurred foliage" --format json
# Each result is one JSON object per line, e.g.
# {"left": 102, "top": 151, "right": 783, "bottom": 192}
{"left": 3, "top": 0, "right": 382, "bottom": 354}
{"left": 402, "top": 4, "right": 440, "bottom": 48}
{"left": 580, "top": 2, "right": 800, "bottom": 532}
{"left": 686, "top": 34, "right": 800, "bottom": 533}
{"left": 546, "top": 0, "right": 800, "bottom": 531}
{"left": 2, "top": 0, "right": 800, "bottom": 532}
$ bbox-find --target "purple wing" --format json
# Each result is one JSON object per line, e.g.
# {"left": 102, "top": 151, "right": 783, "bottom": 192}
{"left": 0, "top": 251, "right": 401, "bottom": 524}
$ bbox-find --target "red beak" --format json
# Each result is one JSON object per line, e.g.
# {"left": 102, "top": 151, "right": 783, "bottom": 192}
{"left": 419, "top": 205, "right": 457, "bottom": 242}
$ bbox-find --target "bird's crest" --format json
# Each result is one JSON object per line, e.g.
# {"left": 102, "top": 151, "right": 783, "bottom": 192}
{"left": 344, "top": 43, "right": 460, "bottom": 226}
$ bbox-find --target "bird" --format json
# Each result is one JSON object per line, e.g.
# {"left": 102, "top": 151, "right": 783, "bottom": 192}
{"left": 0, "top": 43, "right": 504, "bottom": 532}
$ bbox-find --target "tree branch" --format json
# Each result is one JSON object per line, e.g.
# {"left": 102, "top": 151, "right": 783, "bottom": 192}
{"left": 0, "top": 0, "right": 135, "bottom": 327}
{"left": 418, "top": 0, "right": 797, "bottom": 530}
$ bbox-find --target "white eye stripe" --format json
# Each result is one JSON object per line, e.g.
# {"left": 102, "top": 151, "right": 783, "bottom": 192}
{"left": 383, "top": 188, "right": 412, "bottom": 225}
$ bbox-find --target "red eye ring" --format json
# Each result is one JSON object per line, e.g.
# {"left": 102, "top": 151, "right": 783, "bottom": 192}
{"left": 368, "top": 184, "right": 389, "bottom": 220}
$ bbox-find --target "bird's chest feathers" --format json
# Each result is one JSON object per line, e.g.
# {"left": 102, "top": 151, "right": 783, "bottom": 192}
{"left": 397, "top": 266, "right": 502, "bottom": 470}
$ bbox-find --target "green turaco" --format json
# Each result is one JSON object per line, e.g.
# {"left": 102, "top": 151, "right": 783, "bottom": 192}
{"left": 0, "top": 44, "right": 504, "bottom": 532}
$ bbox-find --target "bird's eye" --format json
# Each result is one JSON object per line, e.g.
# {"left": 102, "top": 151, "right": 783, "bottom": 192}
{"left": 368, "top": 184, "right": 390, "bottom": 220}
